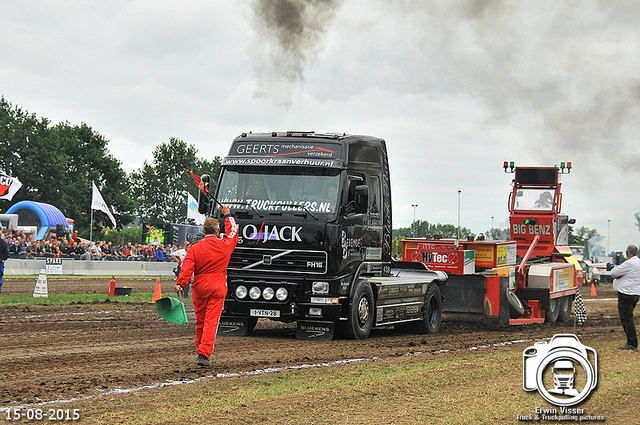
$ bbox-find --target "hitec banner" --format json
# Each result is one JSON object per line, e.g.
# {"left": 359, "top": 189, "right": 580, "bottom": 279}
{"left": 0, "top": 173, "right": 22, "bottom": 201}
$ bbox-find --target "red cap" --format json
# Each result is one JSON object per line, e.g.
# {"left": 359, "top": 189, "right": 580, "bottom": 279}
{"left": 184, "top": 241, "right": 190, "bottom": 245}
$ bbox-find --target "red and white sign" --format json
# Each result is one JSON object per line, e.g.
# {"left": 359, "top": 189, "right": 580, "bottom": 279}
{"left": 403, "top": 241, "right": 475, "bottom": 274}
{"left": 0, "top": 174, "right": 22, "bottom": 201}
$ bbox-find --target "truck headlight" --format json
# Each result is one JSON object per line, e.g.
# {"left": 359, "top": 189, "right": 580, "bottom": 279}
{"left": 312, "top": 281, "right": 329, "bottom": 294}
{"left": 249, "top": 286, "right": 261, "bottom": 300}
{"left": 235, "top": 285, "right": 247, "bottom": 299}
{"left": 276, "top": 287, "right": 288, "bottom": 301}
{"left": 263, "top": 287, "right": 274, "bottom": 300}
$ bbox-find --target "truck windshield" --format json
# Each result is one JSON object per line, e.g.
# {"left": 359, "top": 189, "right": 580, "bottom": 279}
{"left": 217, "top": 166, "right": 341, "bottom": 214}
{"left": 513, "top": 188, "right": 555, "bottom": 211}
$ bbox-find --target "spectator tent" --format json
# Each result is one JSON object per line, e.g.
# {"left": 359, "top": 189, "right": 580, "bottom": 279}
{"left": 6, "top": 201, "right": 69, "bottom": 240}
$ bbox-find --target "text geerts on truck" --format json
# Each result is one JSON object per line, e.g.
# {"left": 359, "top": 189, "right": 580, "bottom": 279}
{"left": 225, "top": 137, "right": 342, "bottom": 168}
{"left": 199, "top": 131, "right": 447, "bottom": 340}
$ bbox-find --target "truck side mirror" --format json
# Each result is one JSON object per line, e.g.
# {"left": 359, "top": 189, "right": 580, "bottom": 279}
{"left": 354, "top": 185, "right": 369, "bottom": 214}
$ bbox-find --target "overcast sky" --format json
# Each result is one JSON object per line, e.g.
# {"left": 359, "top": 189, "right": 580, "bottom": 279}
{"left": 2, "top": 0, "right": 639, "bottom": 254}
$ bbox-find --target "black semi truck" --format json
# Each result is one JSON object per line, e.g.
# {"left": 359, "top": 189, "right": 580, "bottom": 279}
{"left": 198, "top": 131, "right": 447, "bottom": 340}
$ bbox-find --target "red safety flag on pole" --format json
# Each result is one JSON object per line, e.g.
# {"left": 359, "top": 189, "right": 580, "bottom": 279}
{"left": 186, "top": 170, "right": 209, "bottom": 195}
{"left": 186, "top": 170, "right": 223, "bottom": 208}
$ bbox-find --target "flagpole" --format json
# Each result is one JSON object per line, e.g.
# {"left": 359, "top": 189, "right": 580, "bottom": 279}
{"left": 90, "top": 181, "right": 93, "bottom": 243}
{"left": 90, "top": 203, "right": 94, "bottom": 243}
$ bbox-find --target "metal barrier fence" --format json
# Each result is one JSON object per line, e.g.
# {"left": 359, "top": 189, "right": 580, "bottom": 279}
{"left": 4, "top": 258, "right": 176, "bottom": 277}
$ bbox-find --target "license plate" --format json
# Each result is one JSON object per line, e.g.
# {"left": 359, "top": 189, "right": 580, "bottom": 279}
{"left": 250, "top": 309, "right": 281, "bottom": 318}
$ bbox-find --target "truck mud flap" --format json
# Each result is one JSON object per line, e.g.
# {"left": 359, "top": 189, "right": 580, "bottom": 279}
{"left": 296, "top": 320, "right": 334, "bottom": 340}
{"left": 217, "top": 318, "right": 252, "bottom": 336}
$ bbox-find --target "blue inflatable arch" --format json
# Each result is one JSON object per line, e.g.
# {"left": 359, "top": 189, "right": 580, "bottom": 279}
{"left": 6, "top": 201, "right": 69, "bottom": 240}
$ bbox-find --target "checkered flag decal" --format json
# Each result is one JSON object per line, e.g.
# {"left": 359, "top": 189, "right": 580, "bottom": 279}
{"left": 574, "top": 287, "right": 587, "bottom": 325}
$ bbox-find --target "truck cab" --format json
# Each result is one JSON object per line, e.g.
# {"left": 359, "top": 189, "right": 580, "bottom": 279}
{"left": 204, "top": 132, "right": 445, "bottom": 340}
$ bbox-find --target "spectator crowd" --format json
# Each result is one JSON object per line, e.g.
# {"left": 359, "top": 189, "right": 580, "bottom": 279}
{"left": 1, "top": 226, "right": 180, "bottom": 262}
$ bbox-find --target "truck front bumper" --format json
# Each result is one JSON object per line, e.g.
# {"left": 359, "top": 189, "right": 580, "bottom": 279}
{"left": 222, "top": 299, "right": 343, "bottom": 322}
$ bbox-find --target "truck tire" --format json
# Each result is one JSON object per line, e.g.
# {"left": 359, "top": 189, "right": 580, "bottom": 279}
{"left": 545, "top": 297, "right": 560, "bottom": 323}
{"left": 507, "top": 289, "right": 525, "bottom": 319}
{"left": 413, "top": 284, "right": 443, "bottom": 334}
{"left": 343, "top": 281, "right": 374, "bottom": 340}
{"left": 557, "top": 296, "right": 572, "bottom": 323}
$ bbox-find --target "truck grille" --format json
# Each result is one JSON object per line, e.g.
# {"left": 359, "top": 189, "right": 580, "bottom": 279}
{"left": 229, "top": 247, "right": 327, "bottom": 274}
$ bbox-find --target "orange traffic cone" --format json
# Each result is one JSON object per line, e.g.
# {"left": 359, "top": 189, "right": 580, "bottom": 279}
{"left": 591, "top": 282, "right": 597, "bottom": 297}
{"left": 151, "top": 277, "right": 163, "bottom": 303}
{"left": 109, "top": 276, "right": 116, "bottom": 297}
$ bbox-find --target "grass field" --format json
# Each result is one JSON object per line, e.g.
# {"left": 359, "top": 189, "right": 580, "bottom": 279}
{"left": 0, "top": 293, "right": 157, "bottom": 306}
{"left": 2, "top": 280, "right": 637, "bottom": 424}
{"left": 76, "top": 336, "right": 639, "bottom": 424}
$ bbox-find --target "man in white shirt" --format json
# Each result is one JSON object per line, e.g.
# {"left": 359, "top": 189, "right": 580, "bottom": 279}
{"left": 610, "top": 244, "right": 640, "bottom": 351}
{"left": 170, "top": 241, "right": 191, "bottom": 296}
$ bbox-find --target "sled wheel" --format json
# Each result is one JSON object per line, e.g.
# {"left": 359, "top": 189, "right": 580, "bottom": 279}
{"left": 545, "top": 297, "right": 561, "bottom": 323}
{"left": 557, "top": 296, "right": 572, "bottom": 323}
{"left": 508, "top": 289, "right": 525, "bottom": 319}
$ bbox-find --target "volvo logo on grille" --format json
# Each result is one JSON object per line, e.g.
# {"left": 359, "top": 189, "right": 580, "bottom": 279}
{"left": 263, "top": 255, "right": 272, "bottom": 265}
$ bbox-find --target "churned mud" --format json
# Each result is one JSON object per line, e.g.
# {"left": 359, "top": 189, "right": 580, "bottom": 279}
{"left": 0, "top": 278, "right": 623, "bottom": 407}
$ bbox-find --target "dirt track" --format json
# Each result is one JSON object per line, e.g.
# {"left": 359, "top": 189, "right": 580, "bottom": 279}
{"left": 0, "top": 278, "right": 625, "bottom": 408}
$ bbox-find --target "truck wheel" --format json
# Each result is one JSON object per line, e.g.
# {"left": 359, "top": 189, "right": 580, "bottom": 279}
{"left": 414, "top": 284, "right": 443, "bottom": 334}
{"left": 343, "top": 281, "right": 374, "bottom": 340}
{"left": 507, "top": 289, "right": 525, "bottom": 319}
{"left": 395, "top": 284, "right": 443, "bottom": 334}
{"left": 557, "top": 296, "right": 572, "bottom": 323}
{"left": 545, "top": 297, "right": 560, "bottom": 323}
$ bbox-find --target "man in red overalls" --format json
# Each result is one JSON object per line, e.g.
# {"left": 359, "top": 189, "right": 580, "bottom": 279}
{"left": 175, "top": 205, "right": 238, "bottom": 366}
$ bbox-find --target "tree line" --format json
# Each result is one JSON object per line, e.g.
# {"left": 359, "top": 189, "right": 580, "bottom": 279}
{"left": 0, "top": 97, "right": 220, "bottom": 239}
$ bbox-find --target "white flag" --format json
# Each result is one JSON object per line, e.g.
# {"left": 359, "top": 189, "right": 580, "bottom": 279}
{"left": 0, "top": 173, "right": 22, "bottom": 201}
{"left": 91, "top": 181, "right": 117, "bottom": 228}
{"left": 187, "top": 192, "right": 205, "bottom": 225}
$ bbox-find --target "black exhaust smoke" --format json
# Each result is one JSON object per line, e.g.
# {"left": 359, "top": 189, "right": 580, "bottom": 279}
{"left": 250, "top": 0, "right": 343, "bottom": 107}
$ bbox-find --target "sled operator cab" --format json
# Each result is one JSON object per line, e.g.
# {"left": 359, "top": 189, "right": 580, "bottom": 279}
{"left": 505, "top": 161, "right": 574, "bottom": 259}
{"left": 504, "top": 161, "right": 583, "bottom": 323}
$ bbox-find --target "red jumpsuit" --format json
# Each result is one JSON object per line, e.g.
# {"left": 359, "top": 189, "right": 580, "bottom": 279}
{"left": 177, "top": 215, "right": 238, "bottom": 358}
